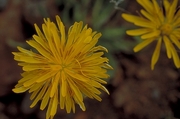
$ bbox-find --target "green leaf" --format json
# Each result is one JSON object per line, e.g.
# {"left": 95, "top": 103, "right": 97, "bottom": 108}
{"left": 102, "top": 27, "right": 126, "bottom": 39}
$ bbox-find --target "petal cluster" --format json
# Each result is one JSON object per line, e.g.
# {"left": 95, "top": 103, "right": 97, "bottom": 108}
{"left": 122, "top": 0, "right": 180, "bottom": 70}
{"left": 12, "top": 15, "right": 112, "bottom": 119}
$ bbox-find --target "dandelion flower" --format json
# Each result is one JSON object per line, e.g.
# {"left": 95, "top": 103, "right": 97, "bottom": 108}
{"left": 122, "top": 0, "right": 180, "bottom": 70}
{"left": 12, "top": 15, "right": 112, "bottom": 119}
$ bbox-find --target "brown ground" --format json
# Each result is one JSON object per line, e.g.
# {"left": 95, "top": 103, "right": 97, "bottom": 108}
{"left": 0, "top": 0, "right": 180, "bottom": 119}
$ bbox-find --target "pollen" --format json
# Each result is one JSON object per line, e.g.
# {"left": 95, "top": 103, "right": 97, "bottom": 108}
{"left": 160, "top": 24, "right": 172, "bottom": 35}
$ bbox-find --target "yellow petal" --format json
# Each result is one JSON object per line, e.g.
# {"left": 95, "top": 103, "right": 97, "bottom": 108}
{"left": 23, "top": 76, "right": 38, "bottom": 87}
{"left": 137, "top": 0, "right": 154, "bottom": 14}
{"left": 152, "top": 0, "right": 164, "bottom": 23}
{"left": 122, "top": 14, "right": 154, "bottom": 28}
{"left": 172, "top": 18, "right": 180, "bottom": 28}
{"left": 171, "top": 48, "right": 180, "bottom": 68}
{"left": 168, "top": 40, "right": 180, "bottom": 68}
{"left": 36, "top": 70, "right": 56, "bottom": 83}
{"left": 80, "top": 36, "right": 99, "bottom": 54}
{"left": 140, "top": 9, "right": 154, "bottom": 22}
{"left": 71, "top": 99, "right": 75, "bottom": 113}
{"left": 40, "top": 84, "right": 51, "bottom": 110}
{"left": 133, "top": 38, "right": 155, "bottom": 52}
{"left": 151, "top": 38, "right": 162, "bottom": 70}
{"left": 126, "top": 28, "right": 151, "bottom": 36}
{"left": 66, "top": 22, "right": 78, "bottom": 50}
{"left": 12, "top": 86, "right": 30, "bottom": 93}
{"left": 170, "top": 34, "right": 180, "bottom": 49}
{"left": 73, "top": 95, "right": 86, "bottom": 111}
{"left": 141, "top": 30, "right": 160, "bottom": 39}
{"left": 50, "top": 73, "right": 59, "bottom": 97}
{"left": 29, "top": 82, "right": 44, "bottom": 93}
{"left": 163, "top": 36, "right": 172, "bottom": 58}
{"left": 34, "top": 24, "right": 45, "bottom": 40}
{"left": 60, "top": 91, "right": 65, "bottom": 109}
{"left": 90, "top": 93, "right": 102, "bottom": 101}
{"left": 56, "top": 15, "right": 66, "bottom": 47}
{"left": 50, "top": 92, "right": 58, "bottom": 116}
{"left": 67, "top": 79, "right": 83, "bottom": 102}
{"left": 100, "top": 85, "right": 109, "bottom": 95}
{"left": 18, "top": 72, "right": 35, "bottom": 83}
{"left": 26, "top": 40, "right": 54, "bottom": 62}
{"left": 152, "top": 0, "right": 160, "bottom": 14}
{"left": 65, "top": 69, "right": 88, "bottom": 82}
{"left": 30, "top": 82, "right": 48, "bottom": 108}
{"left": 46, "top": 97, "right": 53, "bottom": 119}
{"left": 42, "top": 23, "right": 51, "bottom": 41}
{"left": 33, "top": 35, "right": 49, "bottom": 50}
{"left": 84, "top": 36, "right": 92, "bottom": 43}
{"left": 50, "top": 24, "right": 62, "bottom": 58}
{"left": 65, "top": 94, "right": 72, "bottom": 113}
{"left": 91, "top": 45, "right": 108, "bottom": 52}
{"left": 167, "top": 0, "right": 178, "bottom": 22}
{"left": 61, "top": 72, "right": 67, "bottom": 97}
{"left": 30, "top": 86, "right": 42, "bottom": 100}
{"left": 93, "top": 77, "right": 107, "bottom": 84}
{"left": 102, "top": 63, "right": 113, "bottom": 70}
{"left": 163, "top": 0, "right": 170, "bottom": 13}
{"left": 21, "top": 63, "right": 49, "bottom": 71}
{"left": 122, "top": 14, "right": 142, "bottom": 23}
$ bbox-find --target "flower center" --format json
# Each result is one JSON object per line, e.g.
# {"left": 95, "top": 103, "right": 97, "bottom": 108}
{"left": 160, "top": 24, "right": 172, "bottom": 35}
{"left": 51, "top": 64, "right": 67, "bottom": 71}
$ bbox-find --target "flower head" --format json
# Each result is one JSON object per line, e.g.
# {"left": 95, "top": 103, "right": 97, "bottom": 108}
{"left": 122, "top": 0, "right": 180, "bottom": 70}
{"left": 12, "top": 15, "right": 112, "bottom": 119}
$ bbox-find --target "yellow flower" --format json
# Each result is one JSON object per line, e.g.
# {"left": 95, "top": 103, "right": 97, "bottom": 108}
{"left": 12, "top": 15, "right": 112, "bottom": 119}
{"left": 122, "top": 0, "right": 180, "bottom": 70}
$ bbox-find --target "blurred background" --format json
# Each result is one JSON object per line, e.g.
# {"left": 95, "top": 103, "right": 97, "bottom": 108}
{"left": 0, "top": 0, "right": 180, "bottom": 119}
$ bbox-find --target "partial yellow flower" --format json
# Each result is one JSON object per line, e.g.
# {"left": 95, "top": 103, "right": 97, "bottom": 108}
{"left": 12, "top": 15, "right": 112, "bottom": 119}
{"left": 122, "top": 0, "right": 180, "bottom": 70}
